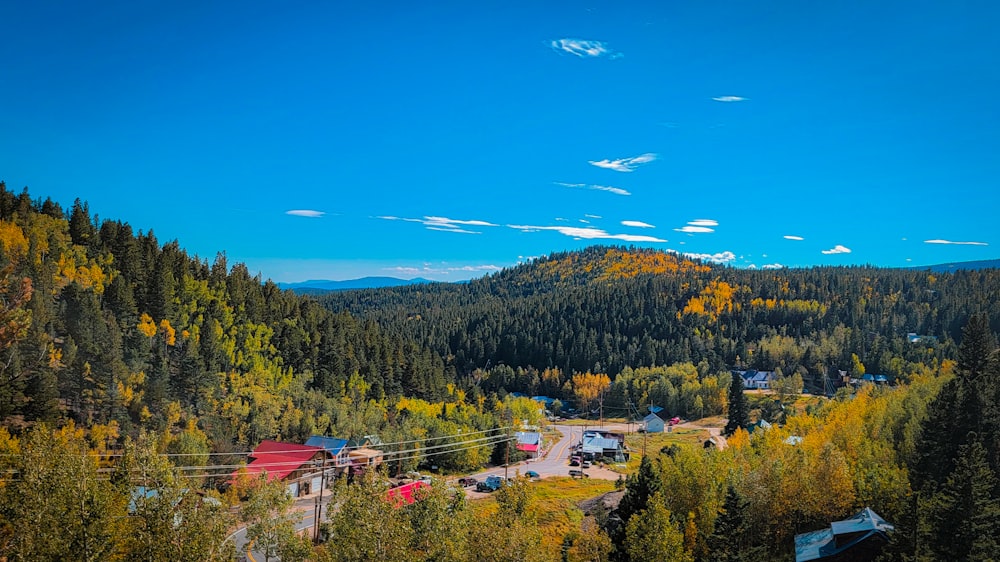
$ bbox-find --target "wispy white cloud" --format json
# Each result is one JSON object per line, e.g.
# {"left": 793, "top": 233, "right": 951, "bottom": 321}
{"left": 508, "top": 224, "right": 666, "bottom": 243}
{"left": 555, "top": 182, "right": 631, "bottom": 196}
{"left": 783, "top": 235, "right": 804, "bottom": 241}
{"left": 675, "top": 226, "right": 714, "bottom": 234}
{"left": 762, "top": 263, "right": 785, "bottom": 269}
{"left": 585, "top": 214, "right": 602, "bottom": 219}
{"left": 821, "top": 245, "right": 852, "bottom": 255}
{"left": 924, "top": 239, "right": 989, "bottom": 246}
{"left": 377, "top": 215, "right": 498, "bottom": 234}
{"left": 550, "top": 38, "right": 621, "bottom": 58}
{"left": 687, "top": 219, "right": 718, "bottom": 227}
{"left": 622, "top": 220, "right": 655, "bottom": 228}
{"left": 683, "top": 251, "right": 736, "bottom": 264}
{"left": 384, "top": 264, "right": 503, "bottom": 276}
{"left": 588, "top": 153, "right": 658, "bottom": 173}
{"left": 286, "top": 209, "right": 325, "bottom": 218}
{"left": 712, "top": 96, "right": 747, "bottom": 102}
{"left": 674, "top": 219, "right": 718, "bottom": 233}
{"left": 426, "top": 226, "right": 480, "bottom": 234}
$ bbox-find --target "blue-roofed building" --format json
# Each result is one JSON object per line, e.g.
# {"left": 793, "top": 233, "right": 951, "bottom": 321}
{"left": 304, "top": 435, "right": 352, "bottom": 473}
{"left": 531, "top": 395, "right": 556, "bottom": 407}
{"left": 648, "top": 405, "right": 664, "bottom": 415}
{"left": 795, "top": 507, "right": 893, "bottom": 562}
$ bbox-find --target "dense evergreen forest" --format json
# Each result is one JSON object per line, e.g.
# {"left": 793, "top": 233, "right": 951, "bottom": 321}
{"left": 320, "top": 246, "right": 999, "bottom": 414}
{"left": 1, "top": 183, "right": 999, "bottom": 561}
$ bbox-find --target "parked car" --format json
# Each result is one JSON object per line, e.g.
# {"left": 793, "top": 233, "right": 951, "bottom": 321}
{"left": 569, "top": 458, "right": 580, "bottom": 466}
{"left": 581, "top": 460, "right": 591, "bottom": 469}
{"left": 569, "top": 469, "right": 590, "bottom": 478}
{"left": 525, "top": 470, "right": 539, "bottom": 479}
{"left": 458, "top": 477, "right": 478, "bottom": 487}
{"left": 476, "top": 476, "right": 504, "bottom": 492}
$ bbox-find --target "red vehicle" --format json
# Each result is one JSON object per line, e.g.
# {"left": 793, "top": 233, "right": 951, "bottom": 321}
{"left": 669, "top": 417, "right": 681, "bottom": 425}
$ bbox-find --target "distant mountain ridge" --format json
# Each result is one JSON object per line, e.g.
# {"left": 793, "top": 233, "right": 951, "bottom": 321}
{"left": 912, "top": 258, "right": 1000, "bottom": 273}
{"left": 278, "top": 276, "right": 435, "bottom": 293}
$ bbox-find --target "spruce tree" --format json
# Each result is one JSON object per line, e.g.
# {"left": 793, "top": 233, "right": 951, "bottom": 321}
{"left": 612, "top": 455, "right": 662, "bottom": 561}
{"left": 724, "top": 374, "right": 749, "bottom": 437}
{"left": 706, "top": 485, "right": 762, "bottom": 562}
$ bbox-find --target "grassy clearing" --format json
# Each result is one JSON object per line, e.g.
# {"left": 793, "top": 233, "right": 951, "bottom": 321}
{"left": 469, "top": 477, "right": 616, "bottom": 557}
{"left": 619, "top": 428, "right": 710, "bottom": 471}
{"left": 531, "top": 477, "right": 617, "bottom": 554}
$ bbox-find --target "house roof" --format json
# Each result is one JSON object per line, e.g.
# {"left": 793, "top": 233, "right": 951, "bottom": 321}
{"left": 795, "top": 508, "right": 893, "bottom": 562}
{"left": 829, "top": 507, "right": 893, "bottom": 536}
{"left": 583, "top": 436, "right": 620, "bottom": 450}
{"left": 643, "top": 413, "right": 664, "bottom": 424}
{"left": 304, "top": 436, "right": 349, "bottom": 455}
{"left": 516, "top": 431, "right": 541, "bottom": 445}
{"left": 752, "top": 371, "right": 774, "bottom": 382}
{"left": 348, "top": 447, "right": 383, "bottom": 459}
{"left": 516, "top": 443, "right": 539, "bottom": 453}
{"left": 648, "top": 405, "right": 664, "bottom": 414}
{"left": 239, "top": 440, "right": 325, "bottom": 482}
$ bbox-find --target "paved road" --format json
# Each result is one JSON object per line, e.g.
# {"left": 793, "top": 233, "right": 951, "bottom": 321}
{"left": 458, "top": 424, "right": 623, "bottom": 497}
{"left": 229, "top": 500, "right": 322, "bottom": 562}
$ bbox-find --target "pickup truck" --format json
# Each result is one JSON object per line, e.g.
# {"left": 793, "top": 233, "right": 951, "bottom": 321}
{"left": 476, "top": 475, "right": 505, "bottom": 492}
{"left": 569, "top": 469, "right": 590, "bottom": 479}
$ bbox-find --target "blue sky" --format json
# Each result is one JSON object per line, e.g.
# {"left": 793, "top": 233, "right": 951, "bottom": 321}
{"left": 2, "top": 1, "right": 998, "bottom": 282}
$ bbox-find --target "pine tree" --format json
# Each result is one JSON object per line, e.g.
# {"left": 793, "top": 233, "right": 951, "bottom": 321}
{"left": 724, "top": 374, "right": 748, "bottom": 437}
{"left": 706, "top": 485, "right": 764, "bottom": 562}
{"left": 612, "top": 455, "right": 662, "bottom": 560}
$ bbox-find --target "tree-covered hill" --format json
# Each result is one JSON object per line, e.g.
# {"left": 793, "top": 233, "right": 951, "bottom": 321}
{"left": 0, "top": 183, "right": 453, "bottom": 446}
{"left": 321, "top": 246, "right": 1000, "bottom": 393}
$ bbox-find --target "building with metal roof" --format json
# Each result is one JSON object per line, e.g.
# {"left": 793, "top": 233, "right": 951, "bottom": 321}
{"left": 794, "top": 507, "right": 894, "bottom": 562}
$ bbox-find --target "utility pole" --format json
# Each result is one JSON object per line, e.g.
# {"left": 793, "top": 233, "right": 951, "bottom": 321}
{"left": 504, "top": 426, "right": 510, "bottom": 481}
{"left": 313, "top": 454, "right": 328, "bottom": 543}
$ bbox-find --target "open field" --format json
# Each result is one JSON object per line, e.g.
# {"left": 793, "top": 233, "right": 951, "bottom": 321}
{"left": 470, "top": 476, "right": 617, "bottom": 557}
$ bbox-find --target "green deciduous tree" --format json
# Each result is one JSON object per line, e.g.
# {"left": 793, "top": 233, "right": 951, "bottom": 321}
{"left": 240, "top": 476, "right": 312, "bottom": 562}
{"left": 624, "top": 491, "right": 692, "bottom": 562}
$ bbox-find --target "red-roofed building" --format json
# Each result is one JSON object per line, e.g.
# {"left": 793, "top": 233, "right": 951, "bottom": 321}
{"left": 385, "top": 481, "right": 430, "bottom": 508}
{"left": 234, "top": 440, "right": 330, "bottom": 497}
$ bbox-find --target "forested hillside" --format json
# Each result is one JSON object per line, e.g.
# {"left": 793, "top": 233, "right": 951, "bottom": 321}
{"left": 321, "top": 246, "right": 999, "bottom": 410}
{"left": 0, "top": 183, "right": 460, "bottom": 451}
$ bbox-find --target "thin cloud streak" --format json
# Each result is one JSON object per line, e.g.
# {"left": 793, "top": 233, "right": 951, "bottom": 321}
{"left": 822, "top": 245, "right": 852, "bottom": 255}
{"left": 622, "top": 220, "right": 655, "bottom": 228}
{"left": 286, "top": 209, "right": 325, "bottom": 218}
{"left": 675, "top": 226, "right": 714, "bottom": 233}
{"left": 555, "top": 182, "right": 631, "bottom": 196}
{"left": 924, "top": 239, "right": 989, "bottom": 246}
{"left": 550, "top": 38, "right": 621, "bottom": 58}
{"left": 508, "top": 224, "right": 666, "bottom": 243}
{"left": 712, "top": 96, "right": 747, "bottom": 102}
{"left": 377, "top": 215, "right": 498, "bottom": 234}
{"left": 384, "top": 264, "right": 503, "bottom": 276}
{"left": 784, "top": 235, "right": 805, "bottom": 241}
{"left": 687, "top": 219, "right": 718, "bottom": 227}
{"left": 588, "top": 153, "right": 658, "bottom": 173}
